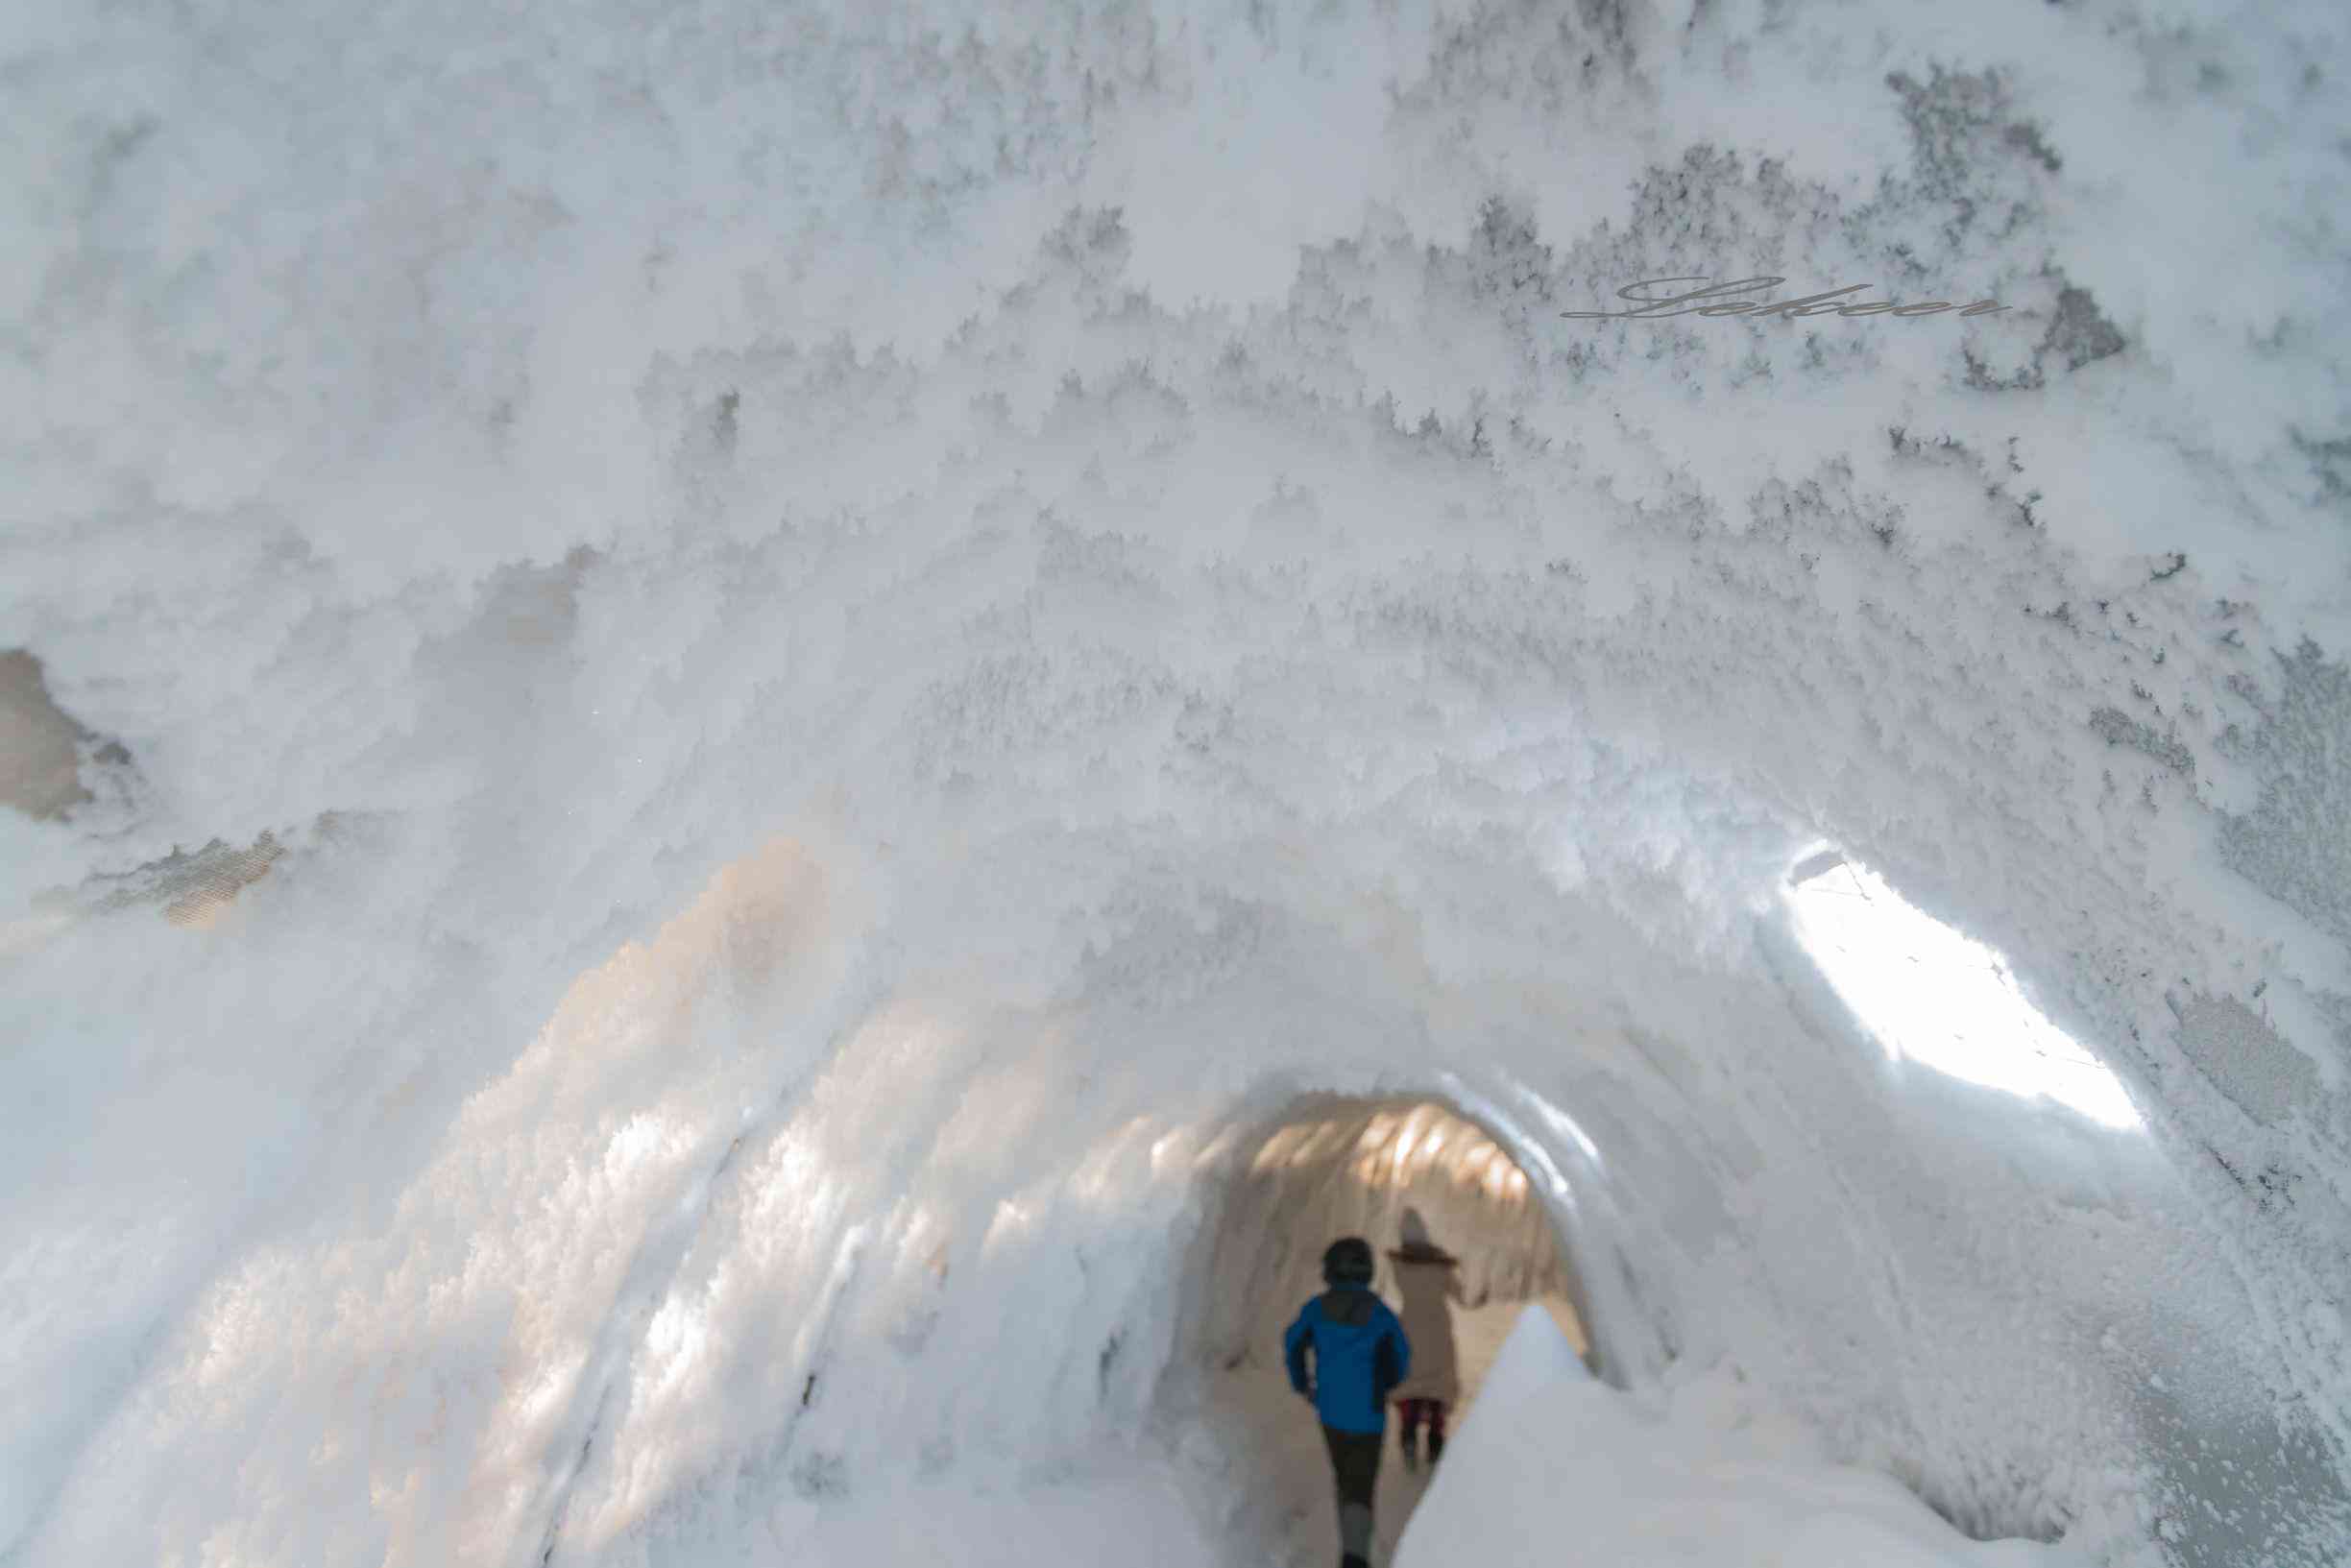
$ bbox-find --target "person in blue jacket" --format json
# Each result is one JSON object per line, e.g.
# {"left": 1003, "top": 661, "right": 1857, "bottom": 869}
{"left": 1284, "top": 1236, "right": 1411, "bottom": 1568}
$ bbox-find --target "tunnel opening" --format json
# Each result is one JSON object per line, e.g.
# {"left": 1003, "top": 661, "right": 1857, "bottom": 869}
{"left": 1153, "top": 1091, "right": 1592, "bottom": 1565}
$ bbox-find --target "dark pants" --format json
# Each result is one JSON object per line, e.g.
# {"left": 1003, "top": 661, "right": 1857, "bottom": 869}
{"left": 1321, "top": 1425, "right": 1381, "bottom": 1560}
{"left": 1396, "top": 1398, "right": 1447, "bottom": 1455}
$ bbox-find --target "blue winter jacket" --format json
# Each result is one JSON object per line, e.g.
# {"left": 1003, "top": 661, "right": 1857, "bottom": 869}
{"left": 1284, "top": 1287, "right": 1411, "bottom": 1434}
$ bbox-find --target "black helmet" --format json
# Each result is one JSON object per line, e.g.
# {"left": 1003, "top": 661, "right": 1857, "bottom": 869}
{"left": 1321, "top": 1236, "right": 1374, "bottom": 1287}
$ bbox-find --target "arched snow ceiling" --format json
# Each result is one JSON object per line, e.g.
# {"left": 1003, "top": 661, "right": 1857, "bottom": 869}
{"left": 3, "top": 2, "right": 2347, "bottom": 1566}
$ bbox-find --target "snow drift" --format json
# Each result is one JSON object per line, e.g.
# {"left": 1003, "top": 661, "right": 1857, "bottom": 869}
{"left": 1397, "top": 1304, "right": 2083, "bottom": 1568}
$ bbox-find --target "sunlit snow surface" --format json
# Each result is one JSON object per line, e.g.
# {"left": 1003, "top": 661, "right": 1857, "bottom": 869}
{"left": 1788, "top": 856, "right": 2143, "bottom": 1129}
{"left": 5, "top": 0, "right": 2351, "bottom": 1565}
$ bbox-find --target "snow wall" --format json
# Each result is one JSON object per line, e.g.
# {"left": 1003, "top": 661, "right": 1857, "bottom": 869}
{"left": 4, "top": 0, "right": 2349, "bottom": 1565}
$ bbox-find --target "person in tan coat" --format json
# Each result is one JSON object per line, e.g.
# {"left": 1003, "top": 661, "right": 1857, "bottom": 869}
{"left": 1385, "top": 1207, "right": 1466, "bottom": 1471}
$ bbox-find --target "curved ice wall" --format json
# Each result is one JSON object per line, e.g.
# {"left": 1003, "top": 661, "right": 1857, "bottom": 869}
{"left": 4, "top": 1, "right": 2348, "bottom": 1564}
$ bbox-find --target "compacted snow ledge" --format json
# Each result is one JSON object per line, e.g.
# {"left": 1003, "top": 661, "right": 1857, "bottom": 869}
{"left": 1399, "top": 1308, "right": 2092, "bottom": 1568}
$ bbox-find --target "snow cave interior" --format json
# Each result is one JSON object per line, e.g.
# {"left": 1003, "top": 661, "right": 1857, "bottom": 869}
{"left": 4, "top": 1, "right": 2349, "bottom": 1566}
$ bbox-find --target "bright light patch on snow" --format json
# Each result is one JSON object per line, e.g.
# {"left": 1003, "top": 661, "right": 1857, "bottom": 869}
{"left": 1337, "top": 1105, "right": 1531, "bottom": 1196}
{"left": 1787, "top": 856, "right": 2143, "bottom": 1130}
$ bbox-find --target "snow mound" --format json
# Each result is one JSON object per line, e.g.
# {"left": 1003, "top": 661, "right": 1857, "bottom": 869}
{"left": 1400, "top": 1306, "right": 2085, "bottom": 1568}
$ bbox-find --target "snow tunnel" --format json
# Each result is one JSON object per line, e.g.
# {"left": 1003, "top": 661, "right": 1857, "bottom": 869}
{"left": 1157, "top": 1094, "right": 1594, "bottom": 1562}
{"left": 6, "top": 2, "right": 2350, "bottom": 1567}
{"left": 1169, "top": 1096, "right": 1593, "bottom": 1387}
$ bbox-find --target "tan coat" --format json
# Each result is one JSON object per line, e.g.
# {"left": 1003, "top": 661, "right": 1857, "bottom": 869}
{"left": 1387, "top": 1251, "right": 1466, "bottom": 1404}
